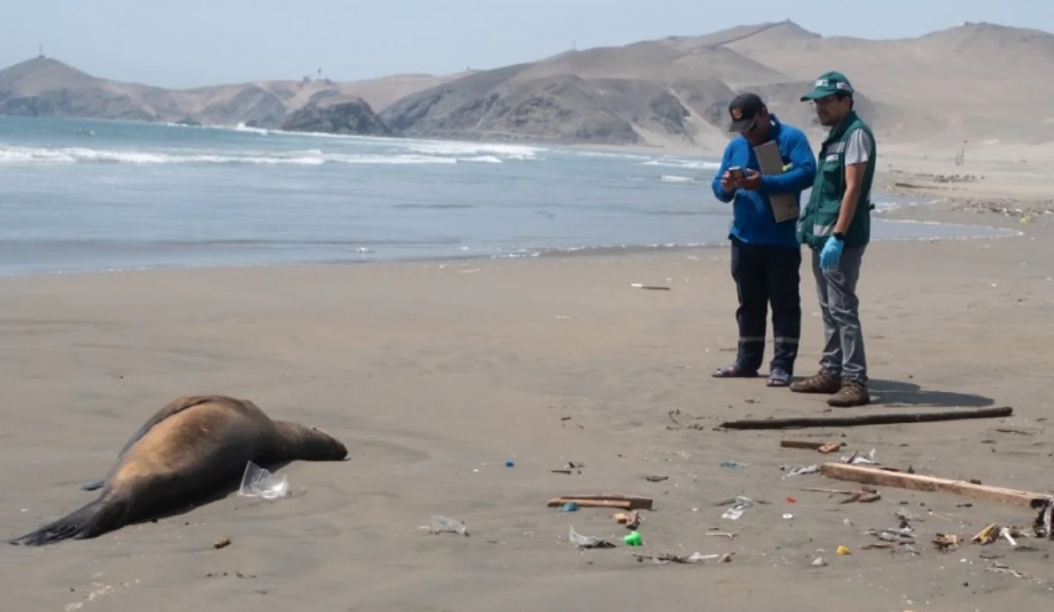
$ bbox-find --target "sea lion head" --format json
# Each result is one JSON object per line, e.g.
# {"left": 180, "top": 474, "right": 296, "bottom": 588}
{"left": 272, "top": 421, "right": 349, "bottom": 462}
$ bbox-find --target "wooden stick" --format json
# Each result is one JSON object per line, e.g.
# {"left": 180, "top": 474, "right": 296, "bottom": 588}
{"left": 779, "top": 438, "right": 826, "bottom": 448}
{"left": 548, "top": 498, "right": 633, "bottom": 509}
{"left": 780, "top": 440, "right": 844, "bottom": 453}
{"left": 819, "top": 463, "right": 1049, "bottom": 508}
{"left": 547, "top": 494, "right": 653, "bottom": 510}
{"left": 719, "top": 406, "right": 1013, "bottom": 430}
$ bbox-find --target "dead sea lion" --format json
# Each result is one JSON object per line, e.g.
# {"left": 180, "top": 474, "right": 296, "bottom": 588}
{"left": 8, "top": 395, "right": 348, "bottom": 546}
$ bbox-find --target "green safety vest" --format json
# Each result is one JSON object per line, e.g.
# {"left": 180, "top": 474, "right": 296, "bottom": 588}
{"left": 796, "top": 111, "right": 876, "bottom": 249}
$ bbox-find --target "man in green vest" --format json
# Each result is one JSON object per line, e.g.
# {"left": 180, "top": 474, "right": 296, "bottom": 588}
{"left": 789, "top": 71, "right": 876, "bottom": 408}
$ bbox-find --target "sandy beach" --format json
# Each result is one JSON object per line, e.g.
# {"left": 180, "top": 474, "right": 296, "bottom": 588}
{"left": 2, "top": 161, "right": 1054, "bottom": 612}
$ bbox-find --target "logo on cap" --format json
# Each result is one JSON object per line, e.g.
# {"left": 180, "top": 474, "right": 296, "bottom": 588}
{"left": 731, "top": 107, "right": 743, "bottom": 120}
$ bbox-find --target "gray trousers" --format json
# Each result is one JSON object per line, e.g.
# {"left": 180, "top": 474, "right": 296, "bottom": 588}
{"left": 811, "top": 245, "right": 868, "bottom": 384}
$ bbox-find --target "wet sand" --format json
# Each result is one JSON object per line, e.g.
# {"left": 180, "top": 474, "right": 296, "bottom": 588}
{"left": 1, "top": 200, "right": 1053, "bottom": 612}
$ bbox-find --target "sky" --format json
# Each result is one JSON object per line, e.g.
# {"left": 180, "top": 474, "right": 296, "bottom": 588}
{"left": 2, "top": 0, "right": 1053, "bottom": 88}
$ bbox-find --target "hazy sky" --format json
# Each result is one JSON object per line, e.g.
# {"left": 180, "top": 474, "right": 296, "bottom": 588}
{"left": 2, "top": 0, "right": 1052, "bottom": 88}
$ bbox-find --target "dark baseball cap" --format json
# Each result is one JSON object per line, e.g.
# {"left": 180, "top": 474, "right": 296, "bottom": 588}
{"left": 727, "top": 92, "right": 765, "bottom": 133}
{"left": 800, "top": 71, "right": 854, "bottom": 101}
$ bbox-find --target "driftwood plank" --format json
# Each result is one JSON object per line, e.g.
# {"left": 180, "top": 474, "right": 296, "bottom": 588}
{"left": 819, "top": 463, "right": 1049, "bottom": 509}
{"left": 719, "top": 406, "right": 1013, "bottom": 430}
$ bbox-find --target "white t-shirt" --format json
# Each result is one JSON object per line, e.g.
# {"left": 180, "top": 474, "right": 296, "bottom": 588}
{"left": 844, "top": 128, "right": 873, "bottom": 165}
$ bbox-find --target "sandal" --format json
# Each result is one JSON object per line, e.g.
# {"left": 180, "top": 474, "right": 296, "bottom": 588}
{"left": 712, "top": 364, "right": 759, "bottom": 378}
{"left": 767, "top": 368, "right": 791, "bottom": 387}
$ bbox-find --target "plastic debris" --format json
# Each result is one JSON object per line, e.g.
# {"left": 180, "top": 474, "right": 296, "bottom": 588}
{"left": 781, "top": 464, "right": 820, "bottom": 479}
{"left": 840, "top": 449, "right": 878, "bottom": 465}
{"left": 836, "top": 545, "right": 851, "bottom": 555}
{"left": 237, "top": 461, "right": 290, "bottom": 500}
{"left": 633, "top": 552, "right": 732, "bottom": 565}
{"left": 721, "top": 496, "right": 754, "bottom": 520}
{"left": 560, "top": 502, "right": 579, "bottom": 512}
{"left": 568, "top": 526, "right": 615, "bottom": 549}
{"left": 812, "top": 556, "right": 828, "bottom": 567}
{"left": 720, "top": 460, "right": 747, "bottom": 470}
{"left": 428, "top": 515, "right": 469, "bottom": 536}
{"left": 623, "top": 531, "right": 642, "bottom": 546}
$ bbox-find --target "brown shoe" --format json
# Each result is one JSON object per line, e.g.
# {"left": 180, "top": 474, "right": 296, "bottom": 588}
{"left": 827, "top": 381, "right": 871, "bottom": 408}
{"left": 789, "top": 369, "right": 842, "bottom": 394}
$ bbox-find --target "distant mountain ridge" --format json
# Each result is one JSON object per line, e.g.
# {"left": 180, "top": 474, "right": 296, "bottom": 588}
{"left": 3, "top": 20, "right": 1053, "bottom": 150}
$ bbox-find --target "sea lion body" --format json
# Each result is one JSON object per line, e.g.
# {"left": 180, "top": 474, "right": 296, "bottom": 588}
{"left": 9, "top": 395, "right": 347, "bottom": 546}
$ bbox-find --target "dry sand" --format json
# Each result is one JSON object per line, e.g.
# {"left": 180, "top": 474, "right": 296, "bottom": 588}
{"left": 2, "top": 169, "right": 1054, "bottom": 611}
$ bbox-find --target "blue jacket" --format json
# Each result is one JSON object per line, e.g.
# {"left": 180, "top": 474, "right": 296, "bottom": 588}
{"left": 711, "top": 115, "right": 816, "bottom": 249}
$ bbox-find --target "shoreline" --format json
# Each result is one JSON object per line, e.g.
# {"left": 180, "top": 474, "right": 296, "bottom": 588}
{"left": 0, "top": 213, "right": 1024, "bottom": 281}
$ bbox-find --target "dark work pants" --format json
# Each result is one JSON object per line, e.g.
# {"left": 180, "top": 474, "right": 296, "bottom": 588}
{"left": 729, "top": 236, "right": 802, "bottom": 375}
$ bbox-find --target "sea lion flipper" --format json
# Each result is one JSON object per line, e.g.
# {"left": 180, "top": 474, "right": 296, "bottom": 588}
{"left": 7, "top": 495, "right": 125, "bottom": 546}
{"left": 80, "top": 479, "right": 105, "bottom": 491}
{"left": 116, "top": 396, "right": 213, "bottom": 458}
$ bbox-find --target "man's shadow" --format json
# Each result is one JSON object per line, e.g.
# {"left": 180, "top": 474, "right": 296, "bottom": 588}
{"left": 867, "top": 379, "right": 995, "bottom": 408}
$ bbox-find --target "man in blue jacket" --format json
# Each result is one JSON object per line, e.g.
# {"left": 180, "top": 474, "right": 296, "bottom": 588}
{"left": 710, "top": 92, "right": 817, "bottom": 387}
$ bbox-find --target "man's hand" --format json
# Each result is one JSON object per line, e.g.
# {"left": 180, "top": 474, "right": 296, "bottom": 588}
{"left": 737, "top": 169, "right": 762, "bottom": 191}
{"left": 819, "top": 237, "right": 844, "bottom": 270}
{"left": 720, "top": 171, "right": 736, "bottom": 193}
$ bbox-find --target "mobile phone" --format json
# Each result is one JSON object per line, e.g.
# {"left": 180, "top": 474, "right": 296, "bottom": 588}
{"left": 728, "top": 166, "right": 744, "bottom": 179}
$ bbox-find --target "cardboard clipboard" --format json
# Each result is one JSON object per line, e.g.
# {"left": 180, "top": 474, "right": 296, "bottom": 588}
{"left": 753, "top": 140, "right": 800, "bottom": 223}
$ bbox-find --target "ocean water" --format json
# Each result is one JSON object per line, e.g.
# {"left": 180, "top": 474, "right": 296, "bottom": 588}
{"left": 0, "top": 116, "right": 1018, "bottom": 277}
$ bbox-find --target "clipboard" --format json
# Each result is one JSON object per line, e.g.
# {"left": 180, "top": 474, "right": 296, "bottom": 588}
{"left": 753, "top": 140, "right": 800, "bottom": 223}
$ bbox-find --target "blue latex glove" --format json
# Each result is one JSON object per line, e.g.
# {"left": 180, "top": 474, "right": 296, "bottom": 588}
{"left": 819, "top": 237, "right": 844, "bottom": 270}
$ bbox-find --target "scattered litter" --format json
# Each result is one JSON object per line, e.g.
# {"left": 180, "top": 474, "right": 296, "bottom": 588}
{"left": 614, "top": 510, "right": 642, "bottom": 529}
{"left": 630, "top": 283, "right": 671, "bottom": 291}
{"left": 720, "top": 460, "right": 747, "bottom": 470}
{"left": 985, "top": 561, "right": 1033, "bottom": 581}
{"left": 560, "top": 502, "right": 579, "bottom": 513}
{"left": 706, "top": 531, "right": 737, "bottom": 540}
{"left": 721, "top": 496, "right": 754, "bottom": 520}
{"left": 933, "top": 533, "right": 960, "bottom": 552}
{"left": 1034, "top": 497, "right": 1054, "bottom": 539}
{"left": 781, "top": 464, "right": 820, "bottom": 479}
{"left": 866, "top": 526, "right": 916, "bottom": 543}
{"left": 645, "top": 475, "right": 669, "bottom": 482}
{"left": 633, "top": 552, "right": 732, "bottom": 565}
{"left": 213, "top": 535, "right": 231, "bottom": 550}
{"left": 427, "top": 515, "right": 469, "bottom": 536}
{"left": 237, "top": 461, "right": 290, "bottom": 500}
{"left": 840, "top": 448, "right": 878, "bottom": 465}
{"left": 782, "top": 513, "right": 794, "bottom": 520}
{"left": 569, "top": 526, "right": 615, "bottom": 549}
{"left": 551, "top": 461, "right": 584, "bottom": 475}
{"left": 505, "top": 460, "right": 515, "bottom": 468}
{"left": 840, "top": 489, "right": 882, "bottom": 504}
{"left": 836, "top": 545, "right": 851, "bottom": 555}
{"left": 811, "top": 556, "right": 828, "bottom": 567}
{"left": 623, "top": 531, "right": 642, "bottom": 546}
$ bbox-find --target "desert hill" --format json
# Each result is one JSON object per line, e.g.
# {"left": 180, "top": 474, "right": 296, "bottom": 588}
{"left": 2, "top": 20, "right": 1052, "bottom": 151}
{"left": 0, "top": 56, "right": 467, "bottom": 128}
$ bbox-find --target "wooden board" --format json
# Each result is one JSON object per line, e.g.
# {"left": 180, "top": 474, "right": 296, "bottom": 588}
{"left": 719, "top": 406, "right": 1013, "bottom": 430}
{"left": 819, "top": 463, "right": 1050, "bottom": 509}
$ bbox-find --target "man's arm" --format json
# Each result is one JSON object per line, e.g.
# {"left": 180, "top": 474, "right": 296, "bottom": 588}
{"left": 759, "top": 130, "right": 816, "bottom": 194}
{"left": 711, "top": 144, "right": 735, "bottom": 203}
{"left": 834, "top": 128, "right": 873, "bottom": 234}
